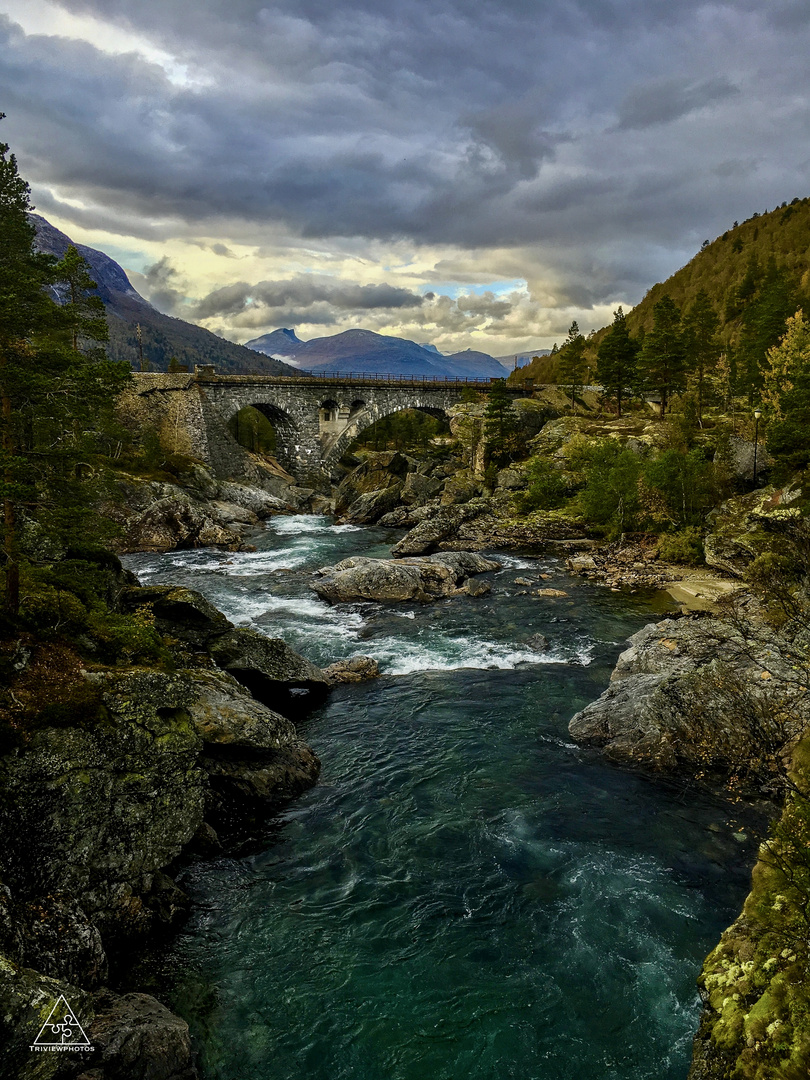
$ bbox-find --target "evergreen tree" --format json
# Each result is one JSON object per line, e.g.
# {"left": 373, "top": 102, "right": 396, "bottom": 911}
{"left": 54, "top": 245, "right": 108, "bottom": 355}
{"left": 682, "top": 290, "right": 721, "bottom": 420}
{"left": 736, "top": 257, "right": 798, "bottom": 403}
{"left": 764, "top": 310, "right": 810, "bottom": 470}
{"left": 596, "top": 306, "right": 637, "bottom": 416}
{"left": 637, "top": 294, "right": 685, "bottom": 415}
{"left": 483, "top": 379, "right": 519, "bottom": 467}
{"left": 0, "top": 119, "right": 61, "bottom": 613}
{"left": 558, "top": 321, "right": 586, "bottom": 409}
{"left": 0, "top": 121, "right": 129, "bottom": 614}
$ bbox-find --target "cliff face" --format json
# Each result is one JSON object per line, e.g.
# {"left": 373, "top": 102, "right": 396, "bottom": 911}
{"left": 0, "top": 585, "right": 324, "bottom": 1079}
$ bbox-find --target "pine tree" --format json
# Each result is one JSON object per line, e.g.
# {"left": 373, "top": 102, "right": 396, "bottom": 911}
{"left": 558, "top": 321, "right": 586, "bottom": 409}
{"left": 0, "top": 120, "right": 129, "bottom": 614}
{"left": 637, "top": 294, "right": 685, "bottom": 415}
{"left": 483, "top": 379, "right": 519, "bottom": 467}
{"left": 55, "top": 245, "right": 108, "bottom": 355}
{"left": 0, "top": 118, "right": 62, "bottom": 614}
{"left": 682, "top": 290, "right": 721, "bottom": 420}
{"left": 596, "top": 306, "right": 637, "bottom": 416}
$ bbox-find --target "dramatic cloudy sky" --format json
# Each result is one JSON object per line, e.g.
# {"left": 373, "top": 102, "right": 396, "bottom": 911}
{"left": 2, "top": 0, "right": 809, "bottom": 355}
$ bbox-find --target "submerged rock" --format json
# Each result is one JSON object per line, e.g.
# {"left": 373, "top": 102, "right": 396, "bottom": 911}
{"left": 312, "top": 551, "right": 500, "bottom": 604}
{"left": 323, "top": 656, "right": 381, "bottom": 685}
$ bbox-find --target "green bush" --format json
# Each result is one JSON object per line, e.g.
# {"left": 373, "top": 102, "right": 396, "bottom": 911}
{"left": 569, "top": 440, "right": 644, "bottom": 536}
{"left": 18, "top": 586, "right": 89, "bottom": 637}
{"left": 656, "top": 527, "right": 705, "bottom": 565}
{"left": 517, "top": 456, "right": 569, "bottom": 512}
{"left": 85, "top": 610, "right": 168, "bottom": 664}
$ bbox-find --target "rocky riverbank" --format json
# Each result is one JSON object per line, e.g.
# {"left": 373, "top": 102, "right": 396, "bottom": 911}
{"left": 0, "top": 570, "right": 348, "bottom": 1080}
{"left": 568, "top": 599, "right": 810, "bottom": 1078}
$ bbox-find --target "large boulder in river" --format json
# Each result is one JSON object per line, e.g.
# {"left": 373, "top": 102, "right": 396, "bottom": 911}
{"left": 568, "top": 614, "right": 808, "bottom": 779}
{"left": 323, "top": 656, "right": 381, "bottom": 685}
{"left": 334, "top": 451, "right": 415, "bottom": 521}
{"left": 312, "top": 552, "right": 500, "bottom": 603}
{"left": 188, "top": 668, "right": 321, "bottom": 819}
{"left": 207, "top": 628, "right": 329, "bottom": 715}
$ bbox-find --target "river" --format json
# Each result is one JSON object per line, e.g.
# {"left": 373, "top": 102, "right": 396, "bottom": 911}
{"left": 124, "top": 515, "right": 757, "bottom": 1080}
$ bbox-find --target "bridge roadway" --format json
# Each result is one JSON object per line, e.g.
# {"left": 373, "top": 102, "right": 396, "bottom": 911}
{"left": 132, "top": 369, "right": 531, "bottom": 485}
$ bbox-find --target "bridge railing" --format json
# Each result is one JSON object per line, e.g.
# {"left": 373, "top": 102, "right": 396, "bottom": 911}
{"left": 190, "top": 367, "right": 538, "bottom": 391}
{"left": 304, "top": 372, "right": 497, "bottom": 385}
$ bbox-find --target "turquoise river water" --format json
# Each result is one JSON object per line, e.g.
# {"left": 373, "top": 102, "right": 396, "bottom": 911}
{"left": 124, "top": 516, "right": 759, "bottom": 1080}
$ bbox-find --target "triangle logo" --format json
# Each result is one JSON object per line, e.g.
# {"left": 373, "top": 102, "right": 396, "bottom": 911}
{"left": 33, "top": 995, "right": 91, "bottom": 1047}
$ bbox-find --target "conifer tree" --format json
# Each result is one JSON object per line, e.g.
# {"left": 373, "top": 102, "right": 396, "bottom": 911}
{"left": 483, "top": 379, "right": 519, "bottom": 466}
{"left": 682, "top": 290, "right": 721, "bottom": 420}
{"left": 637, "top": 294, "right": 685, "bottom": 415}
{"left": 0, "top": 120, "right": 129, "bottom": 614}
{"left": 558, "top": 321, "right": 586, "bottom": 409}
{"left": 0, "top": 118, "right": 61, "bottom": 613}
{"left": 596, "top": 306, "right": 637, "bottom": 416}
{"left": 55, "top": 244, "right": 108, "bottom": 355}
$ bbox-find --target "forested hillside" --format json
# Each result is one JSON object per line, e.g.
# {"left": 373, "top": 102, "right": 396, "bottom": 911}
{"left": 513, "top": 196, "right": 810, "bottom": 417}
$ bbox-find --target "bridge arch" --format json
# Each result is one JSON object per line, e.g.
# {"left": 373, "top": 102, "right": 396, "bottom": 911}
{"left": 224, "top": 398, "right": 302, "bottom": 474}
{"left": 321, "top": 401, "right": 450, "bottom": 473}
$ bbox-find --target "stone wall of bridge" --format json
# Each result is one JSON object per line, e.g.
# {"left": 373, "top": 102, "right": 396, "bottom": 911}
{"left": 124, "top": 372, "right": 525, "bottom": 487}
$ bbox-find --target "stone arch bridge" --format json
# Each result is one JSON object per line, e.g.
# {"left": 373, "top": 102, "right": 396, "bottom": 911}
{"left": 129, "top": 370, "right": 529, "bottom": 487}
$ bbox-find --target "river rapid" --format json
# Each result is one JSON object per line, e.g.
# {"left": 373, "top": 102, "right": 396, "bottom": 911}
{"left": 124, "top": 515, "right": 758, "bottom": 1080}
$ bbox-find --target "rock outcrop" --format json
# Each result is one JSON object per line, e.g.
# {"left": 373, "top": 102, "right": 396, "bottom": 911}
{"left": 323, "top": 656, "right": 381, "bottom": 685}
{"left": 703, "top": 482, "right": 806, "bottom": 578}
{"left": 568, "top": 613, "right": 807, "bottom": 778}
{"left": 312, "top": 552, "right": 500, "bottom": 603}
{"left": 207, "top": 627, "right": 329, "bottom": 713}
{"left": 0, "top": 580, "right": 326, "bottom": 1078}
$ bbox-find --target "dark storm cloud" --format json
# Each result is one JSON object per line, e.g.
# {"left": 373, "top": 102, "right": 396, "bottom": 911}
{"left": 194, "top": 276, "right": 424, "bottom": 319}
{"left": 3, "top": 0, "right": 810, "bottom": 316}
{"left": 616, "top": 76, "right": 739, "bottom": 130}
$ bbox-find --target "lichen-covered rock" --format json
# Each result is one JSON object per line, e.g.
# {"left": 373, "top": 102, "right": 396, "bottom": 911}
{"left": 88, "top": 989, "right": 197, "bottom": 1080}
{"left": 0, "top": 670, "right": 205, "bottom": 948}
{"left": 186, "top": 667, "right": 299, "bottom": 752}
{"left": 341, "top": 484, "right": 403, "bottom": 524}
{"left": 207, "top": 628, "right": 328, "bottom": 714}
{"left": 123, "top": 494, "right": 243, "bottom": 552}
{"left": 400, "top": 471, "right": 442, "bottom": 505}
{"left": 119, "top": 585, "right": 233, "bottom": 647}
{"left": 568, "top": 616, "right": 806, "bottom": 775}
{"left": 323, "top": 656, "right": 381, "bottom": 685}
{"left": 312, "top": 552, "right": 499, "bottom": 603}
{"left": 688, "top": 781, "right": 810, "bottom": 1079}
{"left": 217, "top": 482, "right": 290, "bottom": 517}
{"left": 0, "top": 954, "right": 93, "bottom": 1079}
{"left": 334, "top": 451, "right": 415, "bottom": 520}
{"left": 189, "top": 663, "right": 320, "bottom": 819}
{"left": 391, "top": 501, "right": 491, "bottom": 556}
{"left": 704, "top": 483, "right": 805, "bottom": 578}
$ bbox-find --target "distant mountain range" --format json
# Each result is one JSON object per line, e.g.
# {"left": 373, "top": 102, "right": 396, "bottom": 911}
{"left": 245, "top": 328, "right": 547, "bottom": 379}
{"left": 31, "top": 214, "right": 550, "bottom": 379}
{"left": 30, "top": 215, "right": 297, "bottom": 376}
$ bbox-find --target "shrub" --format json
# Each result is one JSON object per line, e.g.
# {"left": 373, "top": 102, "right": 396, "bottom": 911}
{"left": 657, "top": 527, "right": 704, "bottom": 565}
{"left": 517, "top": 456, "right": 569, "bottom": 512}
{"left": 18, "top": 586, "right": 88, "bottom": 637}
